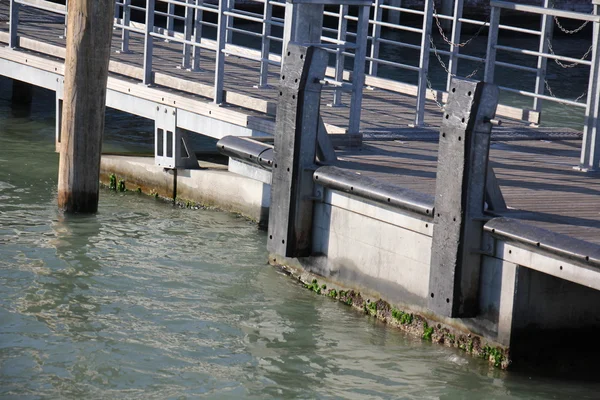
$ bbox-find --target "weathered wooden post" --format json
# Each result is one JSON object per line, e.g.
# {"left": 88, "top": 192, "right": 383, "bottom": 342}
{"left": 428, "top": 78, "right": 499, "bottom": 317}
{"left": 57, "top": 0, "right": 114, "bottom": 213}
{"left": 267, "top": 44, "right": 328, "bottom": 257}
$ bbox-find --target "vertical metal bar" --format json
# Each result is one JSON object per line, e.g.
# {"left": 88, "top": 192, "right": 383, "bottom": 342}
{"left": 386, "top": 0, "right": 402, "bottom": 25}
{"left": 225, "top": 0, "right": 235, "bottom": 44}
{"left": 483, "top": 6, "right": 500, "bottom": 83}
{"left": 192, "top": 0, "right": 204, "bottom": 71}
{"left": 62, "top": 1, "right": 68, "bottom": 39}
{"left": 414, "top": 0, "right": 434, "bottom": 127}
{"left": 9, "top": 0, "right": 19, "bottom": 49}
{"left": 532, "top": 0, "right": 553, "bottom": 115}
{"left": 369, "top": 0, "right": 383, "bottom": 76}
{"left": 214, "top": 0, "right": 228, "bottom": 103}
{"left": 347, "top": 5, "right": 370, "bottom": 134}
{"left": 332, "top": 5, "right": 348, "bottom": 106}
{"left": 166, "top": 1, "right": 175, "bottom": 34}
{"left": 121, "top": 0, "right": 132, "bottom": 53}
{"left": 182, "top": 0, "right": 194, "bottom": 68}
{"left": 446, "top": 0, "right": 464, "bottom": 91}
{"left": 579, "top": 7, "right": 600, "bottom": 171}
{"left": 143, "top": 0, "right": 156, "bottom": 85}
{"left": 258, "top": 0, "right": 273, "bottom": 88}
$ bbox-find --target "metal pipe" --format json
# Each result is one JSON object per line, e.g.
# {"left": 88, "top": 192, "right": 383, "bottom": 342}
{"left": 143, "top": 0, "right": 156, "bottom": 85}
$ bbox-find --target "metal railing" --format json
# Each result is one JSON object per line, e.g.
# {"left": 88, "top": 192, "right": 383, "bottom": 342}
{"left": 5, "top": 0, "right": 599, "bottom": 164}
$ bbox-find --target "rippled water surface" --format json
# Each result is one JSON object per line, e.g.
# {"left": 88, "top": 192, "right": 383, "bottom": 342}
{"left": 1, "top": 78, "right": 600, "bottom": 399}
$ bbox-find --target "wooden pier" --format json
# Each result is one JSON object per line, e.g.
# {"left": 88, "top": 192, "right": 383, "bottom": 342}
{"left": 2, "top": 0, "right": 600, "bottom": 367}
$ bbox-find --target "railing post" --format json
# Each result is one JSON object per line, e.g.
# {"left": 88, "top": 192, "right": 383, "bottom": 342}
{"left": 60, "top": 1, "right": 68, "bottom": 39}
{"left": 192, "top": 0, "right": 204, "bottom": 71}
{"left": 386, "top": 0, "right": 402, "bottom": 24}
{"left": 166, "top": 1, "right": 175, "bottom": 35}
{"left": 347, "top": 5, "right": 369, "bottom": 134}
{"left": 369, "top": 0, "right": 383, "bottom": 76}
{"left": 483, "top": 6, "right": 500, "bottom": 84}
{"left": 143, "top": 0, "right": 156, "bottom": 85}
{"left": 532, "top": 0, "right": 553, "bottom": 117}
{"left": 226, "top": 0, "right": 235, "bottom": 44}
{"left": 446, "top": 0, "right": 464, "bottom": 91}
{"left": 120, "top": 0, "right": 132, "bottom": 53}
{"left": 331, "top": 5, "right": 348, "bottom": 106}
{"left": 214, "top": 0, "right": 229, "bottom": 103}
{"left": 9, "top": 0, "right": 19, "bottom": 49}
{"left": 182, "top": 0, "right": 194, "bottom": 68}
{"left": 414, "top": 0, "right": 433, "bottom": 127}
{"left": 578, "top": 4, "right": 600, "bottom": 171}
{"left": 258, "top": 0, "right": 273, "bottom": 88}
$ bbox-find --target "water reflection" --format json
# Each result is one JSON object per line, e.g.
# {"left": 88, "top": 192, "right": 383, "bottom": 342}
{"left": 18, "top": 215, "right": 103, "bottom": 337}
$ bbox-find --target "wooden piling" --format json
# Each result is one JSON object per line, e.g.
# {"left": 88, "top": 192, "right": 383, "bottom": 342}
{"left": 57, "top": 0, "right": 114, "bottom": 213}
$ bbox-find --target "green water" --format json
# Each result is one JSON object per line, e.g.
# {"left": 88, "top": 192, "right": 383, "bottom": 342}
{"left": 1, "top": 79, "right": 599, "bottom": 399}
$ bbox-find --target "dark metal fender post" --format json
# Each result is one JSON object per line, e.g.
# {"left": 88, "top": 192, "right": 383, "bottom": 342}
{"left": 428, "top": 78, "right": 500, "bottom": 318}
{"left": 267, "top": 44, "right": 328, "bottom": 258}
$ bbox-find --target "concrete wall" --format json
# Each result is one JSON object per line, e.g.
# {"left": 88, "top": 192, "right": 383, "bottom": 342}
{"left": 309, "top": 189, "right": 433, "bottom": 308}
{"left": 100, "top": 156, "right": 270, "bottom": 225}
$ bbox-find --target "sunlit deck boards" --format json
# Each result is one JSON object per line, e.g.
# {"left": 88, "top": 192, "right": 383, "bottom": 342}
{"left": 336, "top": 139, "right": 600, "bottom": 246}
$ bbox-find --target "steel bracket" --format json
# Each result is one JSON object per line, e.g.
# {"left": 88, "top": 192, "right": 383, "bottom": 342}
{"left": 154, "top": 105, "right": 198, "bottom": 169}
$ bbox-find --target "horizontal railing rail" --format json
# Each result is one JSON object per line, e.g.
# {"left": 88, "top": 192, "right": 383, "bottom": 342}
{"left": 5, "top": 0, "right": 598, "bottom": 162}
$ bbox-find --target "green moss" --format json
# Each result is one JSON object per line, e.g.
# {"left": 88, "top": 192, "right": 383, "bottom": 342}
{"left": 305, "top": 279, "right": 322, "bottom": 294}
{"left": 481, "top": 345, "right": 504, "bottom": 367}
{"left": 109, "top": 174, "right": 117, "bottom": 190}
{"left": 367, "top": 300, "right": 377, "bottom": 316}
{"left": 423, "top": 322, "right": 434, "bottom": 341}
{"left": 391, "top": 308, "right": 413, "bottom": 325}
{"left": 117, "top": 180, "right": 126, "bottom": 192}
{"left": 327, "top": 289, "right": 338, "bottom": 298}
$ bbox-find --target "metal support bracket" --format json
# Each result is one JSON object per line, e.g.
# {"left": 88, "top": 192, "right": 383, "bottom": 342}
{"left": 317, "top": 116, "right": 337, "bottom": 164}
{"left": 154, "top": 105, "right": 198, "bottom": 169}
{"left": 428, "top": 78, "right": 499, "bottom": 318}
{"left": 267, "top": 43, "right": 328, "bottom": 258}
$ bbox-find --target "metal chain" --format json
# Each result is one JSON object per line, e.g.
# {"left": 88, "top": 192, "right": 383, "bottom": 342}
{"left": 432, "top": 2, "right": 489, "bottom": 48}
{"left": 426, "top": 75, "right": 445, "bottom": 110}
{"left": 429, "top": 36, "right": 482, "bottom": 79}
{"left": 554, "top": 17, "right": 589, "bottom": 34}
{"left": 544, "top": 79, "right": 587, "bottom": 105}
{"left": 550, "top": 0, "right": 591, "bottom": 34}
{"left": 546, "top": 38, "right": 593, "bottom": 68}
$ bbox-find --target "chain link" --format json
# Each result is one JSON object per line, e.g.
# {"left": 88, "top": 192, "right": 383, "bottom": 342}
{"left": 544, "top": 79, "right": 587, "bottom": 105}
{"left": 426, "top": 75, "right": 445, "bottom": 111}
{"left": 429, "top": 36, "right": 482, "bottom": 79}
{"left": 546, "top": 38, "right": 593, "bottom": 69}
{"left": 554, "top": 17, "right": 589, "bottom": 34}
{"left": 432, "top": 2, "right": 489, "bottom": 48}
{"left": 549, "top": 0, "right": 591, "bottom": 34}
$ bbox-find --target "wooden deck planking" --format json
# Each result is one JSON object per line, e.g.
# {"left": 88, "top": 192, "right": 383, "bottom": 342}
{"left": 336, "top": 140, "right": 600, "bottom": 245}
{"left": 0, "top": 4, "right": 470, "bottom": 132}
